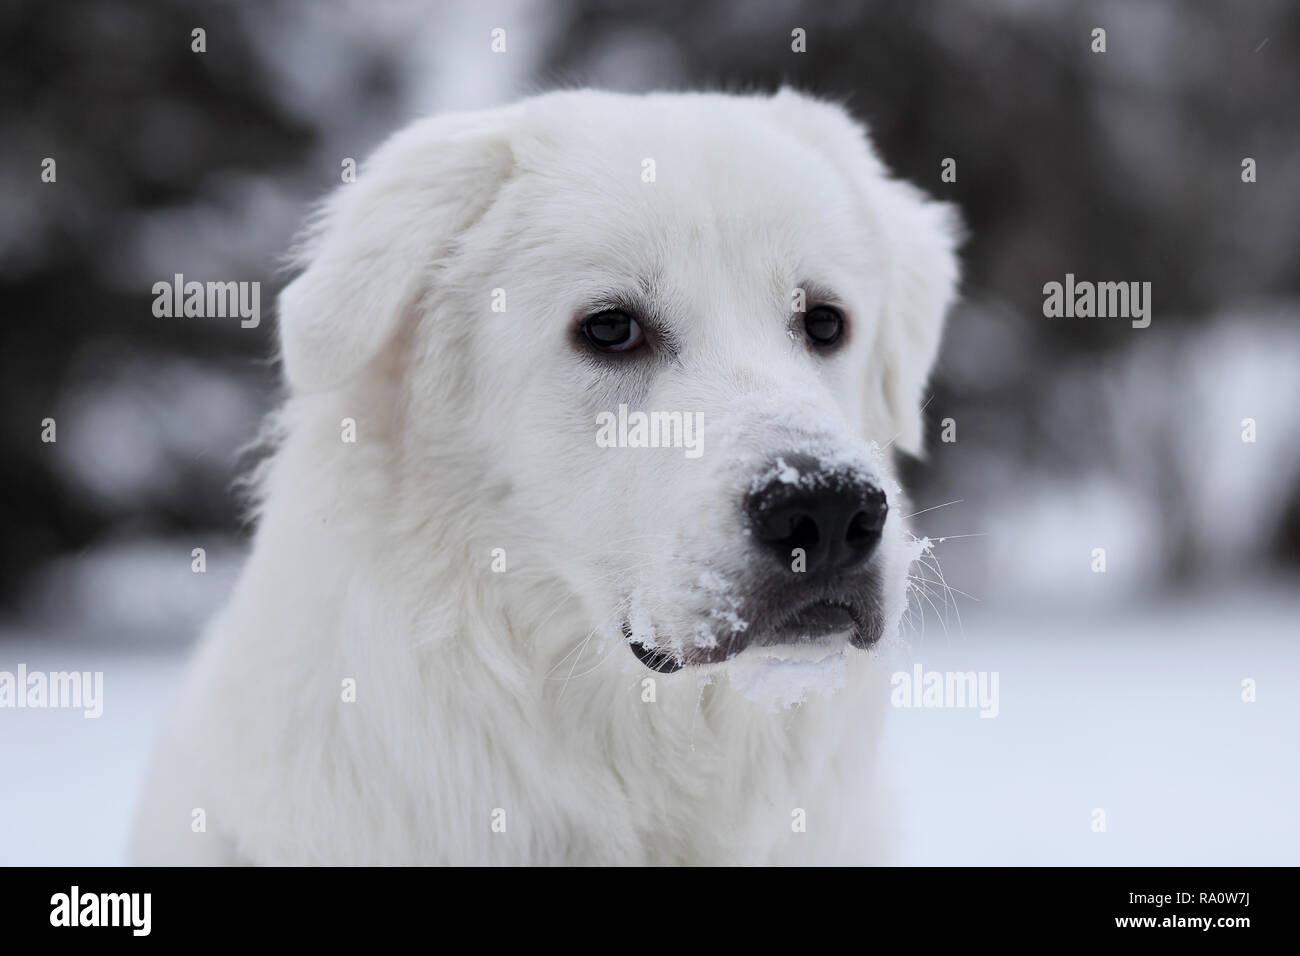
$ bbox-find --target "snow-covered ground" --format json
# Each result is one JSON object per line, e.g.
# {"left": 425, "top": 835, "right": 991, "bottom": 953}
{"left": 0, "top": 642, "right": 185, "bottom": 866}
{"left": 881, "top": 581, "right": 1300, "bottom": 865}
{"left": 2, "top": 582, "right": 1297, "bottom": 865}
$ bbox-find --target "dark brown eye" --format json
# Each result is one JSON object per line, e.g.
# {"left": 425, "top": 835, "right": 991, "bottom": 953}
{"left": 581, "top": 310, "right": 644, "bottom": 353}
{"left": 804, "top": 305, "right": 844, "bottom": 347}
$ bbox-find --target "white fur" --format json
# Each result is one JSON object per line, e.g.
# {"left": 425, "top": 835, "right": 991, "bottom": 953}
{"left": 131, "top": 89, "right": 960, "bottom": 865}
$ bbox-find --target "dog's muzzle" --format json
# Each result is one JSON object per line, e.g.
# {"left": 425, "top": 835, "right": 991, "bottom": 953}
{"left": 622, "top": 453, "right": 889, "bottom": 672}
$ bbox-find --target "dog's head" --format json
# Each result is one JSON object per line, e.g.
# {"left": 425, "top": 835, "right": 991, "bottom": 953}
{"left": 278, "top": 89, "right": 960, "bottom": 676}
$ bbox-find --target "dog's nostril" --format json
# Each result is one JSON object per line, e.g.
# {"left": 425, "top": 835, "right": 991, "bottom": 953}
{"left": 846, "top": 510, "right": 876, "bottom": 546}
{"left": 765, "top": 512, "right": 820, "bottom": 550}
{"left": 846, "top": 498, "right": 888, "bottom": 547}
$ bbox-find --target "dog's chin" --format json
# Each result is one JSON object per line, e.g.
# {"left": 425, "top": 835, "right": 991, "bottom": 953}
{"left": 623, "top": 598, "right": 884, "bottom": 673}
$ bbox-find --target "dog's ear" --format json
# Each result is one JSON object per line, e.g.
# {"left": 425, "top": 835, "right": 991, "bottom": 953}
{"left": 766, "top": 89, "right": 962, "bottom": 457}
{"left": 866, "top": 176, "right": 963, "bottom": 457}
{"left": 278, "top": 111, "right": 517, "bottom": 392}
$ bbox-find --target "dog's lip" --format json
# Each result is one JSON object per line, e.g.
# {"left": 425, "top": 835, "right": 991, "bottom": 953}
{"left": 761, "top": 600, "right": 859, "bottom": 644}
{"left": 622, "top": 622, "right": 685, "bottom": 673}
{"left": 622, "top": 598, "right": 876, "bottom": 672}
{"left": 627, "top": 637, "right": 685, "bottom": 674}
{"left": 759, "top": 596, "right": 886, "bottom": 650}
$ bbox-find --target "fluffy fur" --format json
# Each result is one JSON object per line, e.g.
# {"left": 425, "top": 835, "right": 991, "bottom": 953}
{"left": 131, "top": 88, "right": 960, "bottom": 865}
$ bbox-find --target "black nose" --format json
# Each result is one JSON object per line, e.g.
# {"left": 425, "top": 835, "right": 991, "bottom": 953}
{"left": 746, "top": 454, "right": 887, "bottom": 577}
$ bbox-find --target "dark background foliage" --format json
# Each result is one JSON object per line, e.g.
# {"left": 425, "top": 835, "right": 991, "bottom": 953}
{"left": 2, "top": 0, "right": 1297, "bottom": 630}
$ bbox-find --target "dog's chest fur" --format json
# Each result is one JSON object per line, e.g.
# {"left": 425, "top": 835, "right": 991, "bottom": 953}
{"left": 138, "top": 520, "right": 889, "bottom": 865}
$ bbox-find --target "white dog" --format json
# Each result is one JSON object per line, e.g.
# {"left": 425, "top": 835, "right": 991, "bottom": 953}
{"left": 131, "top": 88, "right": 960, "bottom": 865}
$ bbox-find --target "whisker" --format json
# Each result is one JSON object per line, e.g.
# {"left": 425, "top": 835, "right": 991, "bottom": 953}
{"left": 901, "top": 499, "right": 964, "bottom": 520}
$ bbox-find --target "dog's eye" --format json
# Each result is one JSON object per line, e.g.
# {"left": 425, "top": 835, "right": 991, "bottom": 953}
{"left": 804, "top": 306, "right": 845, "bottom": 347}
{"left": 581, "top": 310, "right": 645, "bottom": 353}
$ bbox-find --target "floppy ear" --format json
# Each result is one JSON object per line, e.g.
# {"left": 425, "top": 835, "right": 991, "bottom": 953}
{"left": 866, "top": 177, "right": 962, "bottom": 456}
{"left": 766, "top": 89, "right": 962, "bottom": 457}
{"left": 278, "top": 111, "right": 517, "bottom": 392}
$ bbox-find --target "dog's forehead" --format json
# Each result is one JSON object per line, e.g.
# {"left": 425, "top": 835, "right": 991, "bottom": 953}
{"left": 559, "top": 126, "right": 850, "bottom": 225}
{"left": 510, "top": 103, "right": 878, "bottom": 300}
